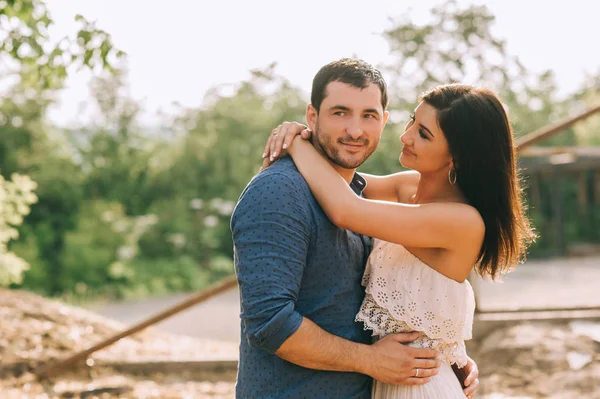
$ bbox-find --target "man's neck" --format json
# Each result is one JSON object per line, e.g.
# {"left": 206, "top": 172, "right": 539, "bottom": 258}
{"left": 312, "top": 141, "right": 356, "bottom": 184}
{"left": 328, "top": 160, "right": 356, "bottom": 184}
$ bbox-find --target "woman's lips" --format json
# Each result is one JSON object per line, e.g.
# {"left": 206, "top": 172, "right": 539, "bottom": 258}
{"left": 402, "top": 147, "right": 416, "bottom": 156}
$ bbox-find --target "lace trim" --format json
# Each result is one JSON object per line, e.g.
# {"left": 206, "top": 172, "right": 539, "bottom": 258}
{"left": 361, "top": 241, "right": 475, "bottom": 343}
{"left": 356, "top": 294, "right": 468, "bottom": 367}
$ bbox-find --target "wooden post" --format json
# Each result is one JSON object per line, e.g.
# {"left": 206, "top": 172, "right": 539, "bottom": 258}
{"left": 529, "top": 173, "right": 542, "bottom": 214}
{"left": 35, "top": 274, "right": 239, "bottom": 379}
{"left": 578, "top": 171, "right": 589, "bottom": 222}
{"left": 595, "top": 171, "right": 600, "bottom": 205}
{"left": 589, "top": 171, "right": 599, "bottom": 240}
{"left": 550, "top": 169, "right": 566, "bottom": 256}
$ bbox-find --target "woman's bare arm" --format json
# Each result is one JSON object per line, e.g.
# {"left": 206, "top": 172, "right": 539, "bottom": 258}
{"left": 361, "top": 171, "right": 419, "bottom": 202}
{"left": 288, "top": 138, "right": 484, "bottom": 282}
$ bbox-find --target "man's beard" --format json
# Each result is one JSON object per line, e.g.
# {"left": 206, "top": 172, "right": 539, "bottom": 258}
{"left": 312, "top": 120, "right": 378, "bottom": 169}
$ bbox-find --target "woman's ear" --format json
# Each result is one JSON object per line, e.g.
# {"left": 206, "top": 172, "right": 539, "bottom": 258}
{"left": 452, "top": 158, "right": 459, "bottom": 171}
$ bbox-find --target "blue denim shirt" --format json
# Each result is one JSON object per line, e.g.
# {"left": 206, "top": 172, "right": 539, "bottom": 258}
{"left": 231, "top": 157, "right": 372, "bottom": 399}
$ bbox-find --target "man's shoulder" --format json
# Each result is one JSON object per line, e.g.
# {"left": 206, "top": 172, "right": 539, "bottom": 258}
{"left": 249, "top": 158, "right": 309, "bottom": 192}
{"left": 234, "top": 159, "right": 311, "bottom": 209}
{"left": 232, "top": 158, "right": 313, "bottom": 225}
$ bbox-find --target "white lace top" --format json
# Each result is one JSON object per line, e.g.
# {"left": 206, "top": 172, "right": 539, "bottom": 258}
{"left": 356, "top": 239, "right": 476, "bottom": 367}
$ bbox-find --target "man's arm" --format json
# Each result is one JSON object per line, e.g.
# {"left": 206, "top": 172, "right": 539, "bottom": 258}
{"left": 277, "top": 317, "right": 440, "bottom": 385}
{"left": 231, "top": 171, "right": 311, "bottom": 353}
{"left": 232, "top": 171, "right": 440, "bottom": 385}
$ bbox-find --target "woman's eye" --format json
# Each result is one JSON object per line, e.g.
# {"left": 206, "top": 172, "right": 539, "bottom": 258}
{"left": 419, "top": 130, "right": 428, "bottom": 140}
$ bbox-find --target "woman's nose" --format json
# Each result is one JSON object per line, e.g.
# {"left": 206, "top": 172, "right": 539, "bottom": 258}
{"left": 400, "top": 132, "right": 410, "bottom": 145}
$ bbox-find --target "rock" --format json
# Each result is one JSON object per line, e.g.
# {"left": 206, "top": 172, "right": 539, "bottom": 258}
{"left": 566, "top": 351, "right": 593, "bottom": 370}
{"left": 469, "top": 320, "right": 600, "bottom": 398}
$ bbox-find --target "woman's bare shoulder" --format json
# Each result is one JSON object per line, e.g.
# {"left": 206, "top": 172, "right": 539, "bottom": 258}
{"left": 395, "top": 171, "right": 420, "bottom": 203}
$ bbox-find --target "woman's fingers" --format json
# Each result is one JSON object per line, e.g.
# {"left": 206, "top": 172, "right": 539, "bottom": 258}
{"left": 260, "top": 156, "right": 271, "bottom": 171}
{"left": 271, "top": 123, "right": 290, "bottom": 161}
{"left": 269, "top": 122, "right": 307, "bottom": 161}
{"left": 463, "top": 376, "right": 479, "bottom": 398}
{"left": 261, "top": 122, "right": 309, "bottom": 168}
{"left": 284, "top": 128, "right": 310, "bottom": 149}
{"left": 262, "top": 128, "right": 277, "bottom": 159}
{"left": 300, "top": 129, "right": 312, "bottom": 140}
{"left": 269, "top": 125, "right": 282, "bottom": 161}
{"left": 272, "top": 123, "right": 290, "bottom": 158}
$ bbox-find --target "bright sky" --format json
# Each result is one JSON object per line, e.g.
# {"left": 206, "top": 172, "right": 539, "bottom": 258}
{"left": 45, "top": 0, "right": 600, "bottom": 126}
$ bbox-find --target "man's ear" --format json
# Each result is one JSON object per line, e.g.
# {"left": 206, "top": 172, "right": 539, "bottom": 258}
{"left": 306, "top": 104, "right": 318, "bottom": 131}
{"left": 382, "top": 110, "right": 390, "bottom": 128}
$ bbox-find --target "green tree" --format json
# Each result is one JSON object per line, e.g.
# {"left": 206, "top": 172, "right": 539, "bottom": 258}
{"left": 362, "top": 0, "right": 572, "bottom": 174}
{"left": 1, "top": 0, "right": 124, "bottom": 90}
{"left": 141, "top": 64, "right": 306, "bottom": 270}
{"left": 68, "top": 68, "right": 159, "bottom": 216}
{"left": 0, "top": 0, "right": 123, "bottom": 290}
{"left": 0, "top": 173, "right": 37, "bottom": 286}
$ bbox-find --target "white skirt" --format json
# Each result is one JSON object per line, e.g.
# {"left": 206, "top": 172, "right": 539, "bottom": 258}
{"left": 372, "top": 362, "right": 466, "bottom": 399}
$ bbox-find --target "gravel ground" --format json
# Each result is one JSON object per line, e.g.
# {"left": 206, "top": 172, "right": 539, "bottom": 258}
{"left": 2, "top": 289, "right": 599, "bottom": 398}
{"left": 0, "top": 289, "right": 237, "bottom": 398}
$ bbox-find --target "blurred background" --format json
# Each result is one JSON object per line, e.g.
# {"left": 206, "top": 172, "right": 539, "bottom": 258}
{"left": 3, "top": 0, "right": 599, "bottom": 302}
{"left": 1, "top": 0, "right": 599, "bottom": 397}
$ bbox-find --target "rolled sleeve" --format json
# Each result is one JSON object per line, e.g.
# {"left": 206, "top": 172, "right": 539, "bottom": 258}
{"left": 231, "top": 171, "right": 311, "bottom": 353}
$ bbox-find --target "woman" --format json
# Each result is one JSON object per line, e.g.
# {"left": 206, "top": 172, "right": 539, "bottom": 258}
{"left": 262, "top": 84, "right": 536, "bottom": 398}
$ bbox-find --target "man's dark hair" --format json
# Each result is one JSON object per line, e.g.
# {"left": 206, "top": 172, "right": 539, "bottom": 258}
{"left": 311, "top": 58, "right": 388, "bottom": 113}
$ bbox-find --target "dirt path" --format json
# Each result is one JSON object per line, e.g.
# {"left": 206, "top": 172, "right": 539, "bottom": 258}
{"left": 92, "top": 256, "right": 600, "bottom": 343}
{"left": 92, "top": 289, "right": 241, "bottom": 345}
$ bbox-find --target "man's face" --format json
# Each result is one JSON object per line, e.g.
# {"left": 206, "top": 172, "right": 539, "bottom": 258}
{"left": 306, "top": 81, "right": 389, "bottom": 170}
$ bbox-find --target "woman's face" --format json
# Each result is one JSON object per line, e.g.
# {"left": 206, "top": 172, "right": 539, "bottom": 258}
{"left": 399, "top": 101, "right": 453, "bottom": 174}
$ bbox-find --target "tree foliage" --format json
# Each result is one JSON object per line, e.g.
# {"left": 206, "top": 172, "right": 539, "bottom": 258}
{"left": 0, "top": 0, "right": 124, "bottom": 90}
{"left": 0, "top": 173, "right": 37, "bottom": 285}
{"left": 0, "top": 0, "right": 122, "bottom": 288}
{"left": 2, "top": 0, "right": 598, "bottom": 297}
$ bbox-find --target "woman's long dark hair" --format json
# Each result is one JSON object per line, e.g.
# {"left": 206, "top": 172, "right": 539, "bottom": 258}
{"left": 421, "top": 84, "right": 536, "bottom": 279}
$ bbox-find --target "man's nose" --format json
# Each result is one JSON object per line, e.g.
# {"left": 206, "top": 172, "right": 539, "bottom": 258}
{"left": 346, "top": 118, "right": 363, "bottom": 139}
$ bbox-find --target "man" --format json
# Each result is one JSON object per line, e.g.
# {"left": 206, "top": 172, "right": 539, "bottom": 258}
{"left": 231, "top": 58, "right": 479, "bottom": 398}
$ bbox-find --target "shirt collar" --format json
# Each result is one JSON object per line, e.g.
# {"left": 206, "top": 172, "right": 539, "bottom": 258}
{"left": 349, "top": 172, "right": 367, "bottom": 196}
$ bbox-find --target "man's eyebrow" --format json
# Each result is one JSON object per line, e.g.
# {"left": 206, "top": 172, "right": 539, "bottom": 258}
{"left": 329, "top": 105, "right": 382, "bottom": 116}
{"left": 329, "top": 105, "right": 351, "bottom": 111}
{"left": 364, "top": 108, "right": 382, "bottom": 116}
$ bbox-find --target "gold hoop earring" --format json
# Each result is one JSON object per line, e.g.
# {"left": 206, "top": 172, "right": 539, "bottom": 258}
{"left": 448, "top": 168, "right": 457, "bottom": 185}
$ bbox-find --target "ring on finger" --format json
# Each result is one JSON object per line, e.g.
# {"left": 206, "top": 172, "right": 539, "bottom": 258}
{"left": 414, "top": 368, "right": 420, "bottom": 378}
{"left": 272, "top": 129, "right": 278, "bottom": 137}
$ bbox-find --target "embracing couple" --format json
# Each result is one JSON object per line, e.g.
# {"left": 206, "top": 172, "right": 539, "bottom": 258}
{"left": 231, "top": 58, "right": 535, "bottom": 398}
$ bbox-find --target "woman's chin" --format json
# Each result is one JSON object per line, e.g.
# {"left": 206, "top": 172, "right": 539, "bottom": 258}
{"left": 399, "top": 155, "right": 409, "bottom": 168}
